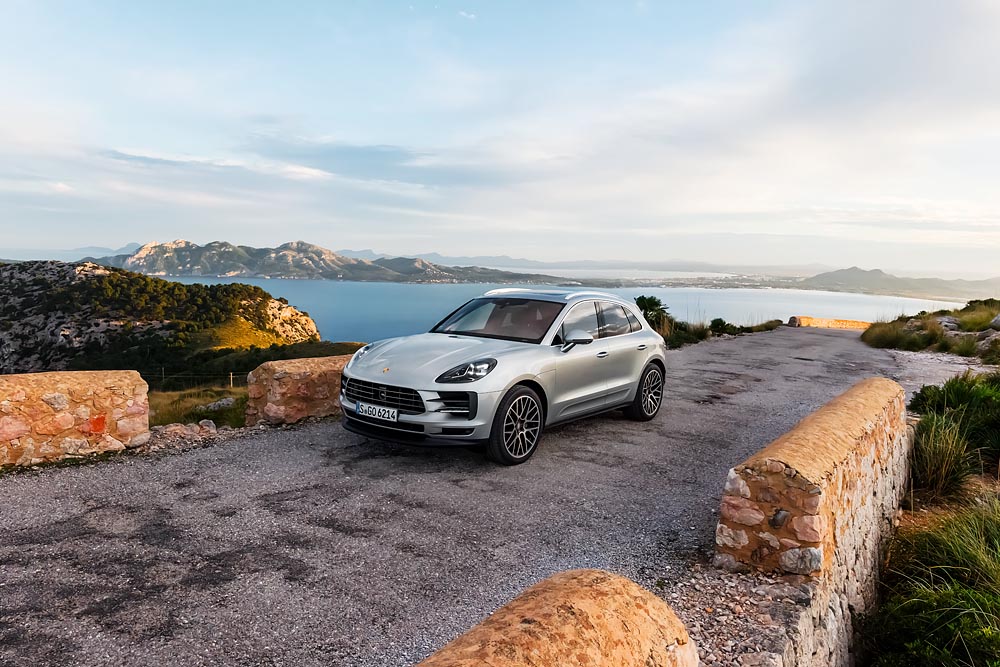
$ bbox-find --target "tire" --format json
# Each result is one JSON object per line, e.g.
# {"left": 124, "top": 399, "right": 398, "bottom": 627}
{"left": 624, "top": 364, "right": 664, "bottom": 421}
{"left": 487, "top": 385, "right": 544, "bottom": 465}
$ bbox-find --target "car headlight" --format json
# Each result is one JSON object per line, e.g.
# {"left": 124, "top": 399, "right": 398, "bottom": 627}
{"left": 348, "top": 343, "right": 374, "bottom": 368}
{"left": 436, "top": 358, "right": 497, "bottom": 383}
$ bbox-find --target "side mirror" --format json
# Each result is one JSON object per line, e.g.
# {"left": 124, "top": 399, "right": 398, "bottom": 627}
{"left": 561, "top": 329, "right": 594, "bottom": 352}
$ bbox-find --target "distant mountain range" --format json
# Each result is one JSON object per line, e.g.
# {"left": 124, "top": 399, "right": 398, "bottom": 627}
{"left": 335, "top": 248, "right": 832, "bottom": 277}
{"left": 798, "top": 267, "right": 1000, "bottom": 301}
{"left": 35, "top": 240, "right": 995, "bottom": 301}
{"left": 0, "top": 243, "right": 141, "bottom": 263}
{"left": 87, "top": 240, "right": 564, "bottom": 284}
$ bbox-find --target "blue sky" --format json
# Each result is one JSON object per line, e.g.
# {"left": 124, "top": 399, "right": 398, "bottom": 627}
{"left": 2, "top": 1, "right": 999, "bottom": 276}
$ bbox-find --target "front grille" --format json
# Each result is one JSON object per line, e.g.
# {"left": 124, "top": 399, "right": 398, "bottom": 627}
{"left": 344, "top": 378, "right": 425, "bottom": 415}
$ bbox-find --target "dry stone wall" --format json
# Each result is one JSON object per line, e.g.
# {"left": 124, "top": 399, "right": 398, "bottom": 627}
{"left": 0, "top": 370, "right": 149, "bottom": 467}
{"left": 787, "top": 316, "right": 870, "bottom": 330}
{"left": 418, "top": 569, "right": 698, "bottom": 667}
{"left": 714, "top": 377, "right": 912, "bottom": 665}
{"left": 245, "top": 355, "right": 352, "bottom": 426}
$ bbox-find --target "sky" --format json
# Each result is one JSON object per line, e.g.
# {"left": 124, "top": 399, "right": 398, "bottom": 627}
{"left": 1, "top": 0, "right": 999, "bottom": 277}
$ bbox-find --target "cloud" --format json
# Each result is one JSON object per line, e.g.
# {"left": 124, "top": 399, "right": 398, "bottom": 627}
{"left": 457, "top": 11, "right": 476, "bottom": 20}
{"left": 1, "top": 0, "right": 999, "bottom": 275}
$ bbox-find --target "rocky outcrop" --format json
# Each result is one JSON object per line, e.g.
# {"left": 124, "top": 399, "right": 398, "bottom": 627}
{"left": 418, "top": 569, "right": 697, "bottom": 667}
{"left": 262, "top": 298, "right": 319, "bottom": 342}
{"left": 0, "top": 370, "right": 149, "bottom": 467}
{"left": 245, "top": 355, "right": 352, "bottom": 426}
{"left": 0, "top": 260, "right": 318, "bottom": 373}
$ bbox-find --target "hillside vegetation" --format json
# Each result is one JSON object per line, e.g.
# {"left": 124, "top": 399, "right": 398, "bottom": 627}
{"left": 861, "top": 300, "right": 1000, "bottom": 365}
{"left": 0, "top": 261, "right": 319, "bottom": 380}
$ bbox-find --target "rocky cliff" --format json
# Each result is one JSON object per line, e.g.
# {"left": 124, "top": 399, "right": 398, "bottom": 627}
{"left": 0, "top": 261, "right": 318, "bottom": 374}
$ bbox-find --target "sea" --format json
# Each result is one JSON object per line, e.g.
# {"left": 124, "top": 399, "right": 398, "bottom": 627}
{"left": 170, "top": 277, "right": 964, "bottom": 343}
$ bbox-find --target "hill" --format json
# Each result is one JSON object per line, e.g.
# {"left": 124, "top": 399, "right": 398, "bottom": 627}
{"left": 0, "top": 261, "right": 318, "bottom": 375}
{"left": 90, "top": 240, "right": 563, "bottom": 283}
{"left": 799, "top": 267, "right": 1000, "bottom": 300}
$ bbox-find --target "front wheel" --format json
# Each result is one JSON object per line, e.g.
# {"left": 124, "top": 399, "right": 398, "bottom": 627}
{"left": 487, "top": 386, "right": 544, "bottom": 465}
{"left": 624, "top": 364, "right": 664, "bottom": 421}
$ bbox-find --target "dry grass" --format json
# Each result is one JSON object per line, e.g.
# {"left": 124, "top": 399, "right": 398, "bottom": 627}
{"left": 149, "top": 386, "right": 248, "bottom": 428}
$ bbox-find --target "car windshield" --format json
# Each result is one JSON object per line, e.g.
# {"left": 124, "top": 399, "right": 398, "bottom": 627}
{"left": 431, "top": 297, "right": 565, "bottom": 343}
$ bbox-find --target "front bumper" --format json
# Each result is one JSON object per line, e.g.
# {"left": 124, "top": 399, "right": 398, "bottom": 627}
{"left": 339, "top": 371, "right": 501, "bottom": 445}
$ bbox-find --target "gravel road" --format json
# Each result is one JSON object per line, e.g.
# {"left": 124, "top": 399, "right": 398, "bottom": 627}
{"left": 0, "top": 327, "right": 982, "bottom": 667}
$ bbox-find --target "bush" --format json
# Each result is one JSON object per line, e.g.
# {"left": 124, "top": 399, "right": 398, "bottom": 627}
{"left": 861, "top": 583, "right": 1000, "bottom": 667}
{"left": 862, "top": 321, "right": 910, "bottom": 349}
{"left": 663, "top": 321, "right": 710, "bottom": 349}
{"left": 709, "top": 318, "right": 739, "bottom": 336}
{"left": 910, "top": 413, "right": 975, "bottom": 500}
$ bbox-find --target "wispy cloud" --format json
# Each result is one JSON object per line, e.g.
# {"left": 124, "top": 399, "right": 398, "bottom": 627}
{"left": 457, "top": 10, "right": 476, "bottom": 20}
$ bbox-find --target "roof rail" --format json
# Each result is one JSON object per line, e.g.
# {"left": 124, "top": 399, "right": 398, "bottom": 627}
{"left": 483, "top": 288, "right": 536, "bottom": 296}
{"left": 560, "top": 290, "right": 622, "bottom": 301}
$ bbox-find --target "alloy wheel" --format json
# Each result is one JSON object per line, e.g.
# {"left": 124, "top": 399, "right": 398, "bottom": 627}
{"left": 502, "top": 395, "right": 541, "bottom": 458}
{"left": 641, "top": 368, "right": 663, "bottom": 416}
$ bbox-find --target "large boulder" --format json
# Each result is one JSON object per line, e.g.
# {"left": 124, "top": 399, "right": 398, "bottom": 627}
{"left": 991, "top": 313, "right": 1000, "bottom": 331}
{"left": 936, "top": 315, "right": 961, "bottom": 331}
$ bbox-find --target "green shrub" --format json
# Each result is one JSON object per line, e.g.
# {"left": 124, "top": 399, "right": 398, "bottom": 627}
{"left": 862, "top": 321, "right": 909, "bottom": 349}
{"left": 746, "top": 319, "right": 783, "bottom": 333}
{"left": 861, "top": 583, "right": 1000, "bottom": 667}
{"left": 663, "top": 321, "right": 710, "bottom": 349}
{"left": 709, "top": 318, "right": 739, "bottom": 336}
{"left": 910, "top": 371, "right": 999, "bottom": 416}
{"left": 910, "top": 413, "right": 976, "bottom": 500}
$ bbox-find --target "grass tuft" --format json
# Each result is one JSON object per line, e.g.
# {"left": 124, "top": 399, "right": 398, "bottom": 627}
{"left": 910, "top": 413, "right": 976, "bottom": 500}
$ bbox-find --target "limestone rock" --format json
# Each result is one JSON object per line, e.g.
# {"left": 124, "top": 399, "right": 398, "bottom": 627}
{"left": 779, "top": 547, "right": 823, "bottom": 575}
{"left": 936, "top": 315, "right": 960, "bottom": 331}
{"left": 991, "top": 314, "right": 1000, "bottom": 331}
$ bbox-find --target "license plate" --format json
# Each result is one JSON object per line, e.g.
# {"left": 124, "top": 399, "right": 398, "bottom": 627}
{"left": 356, "top": 401, "right": 398, "bottom": 422}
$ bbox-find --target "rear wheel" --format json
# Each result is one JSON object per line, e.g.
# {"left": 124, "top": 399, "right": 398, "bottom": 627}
{"left": 487, "top": 386, "right": 544, "bottom": 465}
{"left": 624, "top": 364, "right": 663, "bottom": 421}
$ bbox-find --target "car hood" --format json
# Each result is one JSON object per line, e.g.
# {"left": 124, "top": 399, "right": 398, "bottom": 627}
{"left": 348, "top": 333, "right": 530, "bottom": 386}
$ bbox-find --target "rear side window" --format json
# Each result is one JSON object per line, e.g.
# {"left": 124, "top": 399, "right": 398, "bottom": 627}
{"left": 625, "top": 308, "right": 643, "bottom": 332}
{"left": 555, "top": 301, "right": 600, "bottom": 344}
{"left": 599, "top": 302, "right": 631, "bottom": 338}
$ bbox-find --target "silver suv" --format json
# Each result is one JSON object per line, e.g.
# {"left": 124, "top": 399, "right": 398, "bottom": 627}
{"left": 340, "top": 289, "right": 667, "bottom": 464}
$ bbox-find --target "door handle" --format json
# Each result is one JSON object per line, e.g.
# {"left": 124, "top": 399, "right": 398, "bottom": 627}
{"left": 636, "top": 344, "right": 647, "bottom": 350}
{"left": 596, "top": 351, "right": 609, "bottom": 358}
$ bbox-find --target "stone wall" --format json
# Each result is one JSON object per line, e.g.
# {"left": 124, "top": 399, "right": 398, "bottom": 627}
{"left": 0, "top": 370, "right": 149, "bottom": 467}
{"left": 418, "top": 569, "right": 698, "bottom": 667}
{"left": 245, "top": 355, "right": 352, "bottom": 426}
{"left": 787, "top": 316, "right": 870, "bottom": 330}
{"left": 714, "top": 377, "right": 912, "bottom": 665}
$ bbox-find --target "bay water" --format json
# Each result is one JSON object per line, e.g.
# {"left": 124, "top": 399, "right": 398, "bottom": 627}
{"left": 171, "top": 278, "right": 963, "bottom": 343}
